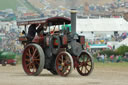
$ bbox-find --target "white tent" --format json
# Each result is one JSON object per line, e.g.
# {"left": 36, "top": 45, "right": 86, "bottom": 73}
{"left": 119, "top": 38, "right": 128, "bottom": 45}
{"left": 76, "top": 18, "right": 128, "bottom": 32}
{"left": 115, "top": 38, "right": 128, "bottom": 49}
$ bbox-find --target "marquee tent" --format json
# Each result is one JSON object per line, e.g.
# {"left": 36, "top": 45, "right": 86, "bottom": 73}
{"left": 76, "top": 18, "right": 128, "bottom": 32}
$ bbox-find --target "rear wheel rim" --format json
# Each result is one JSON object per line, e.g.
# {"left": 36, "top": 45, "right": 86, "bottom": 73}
{"left": 56, "top": 52, "right": 73, "bottom": 76}
{"left": 76, "top": 52, "right": 94, "bottom": 76}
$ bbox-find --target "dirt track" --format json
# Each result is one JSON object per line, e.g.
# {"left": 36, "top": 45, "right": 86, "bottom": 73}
{"left": 0, "top": 63, "right": 128, "bottom": 85}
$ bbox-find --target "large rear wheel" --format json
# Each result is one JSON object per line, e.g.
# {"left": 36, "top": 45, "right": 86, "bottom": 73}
{"left": 22, "top": 44, "right": 45, "bottom": 76}
{"left": 55, "top": 51, "right": 73, "bottom": 76}
{"left": 76, "top": 51, "right": 94, "bottom": 76}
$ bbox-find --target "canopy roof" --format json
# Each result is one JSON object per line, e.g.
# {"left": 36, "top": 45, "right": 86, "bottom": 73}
{"left": 17, "top": 17, "right": 71, "bottom": 26}
{"left": 46, "top": 17, "right": 71, "bottom": 26}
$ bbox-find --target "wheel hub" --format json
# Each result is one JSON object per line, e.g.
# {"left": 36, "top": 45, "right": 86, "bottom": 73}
{"left": 30, "top": 57, "right": 33, "bottom": 63}
{"left": 61, "top": 62, "right": 64, "bottom": 66}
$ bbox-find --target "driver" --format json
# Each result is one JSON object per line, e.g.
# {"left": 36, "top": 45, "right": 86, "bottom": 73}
{"left": 27, "top": 24, "right": 39, "bottom": 41}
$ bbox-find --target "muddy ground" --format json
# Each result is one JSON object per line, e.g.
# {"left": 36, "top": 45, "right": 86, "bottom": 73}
{"left": 0, "top": 63, "right": 128, "bottom": 85}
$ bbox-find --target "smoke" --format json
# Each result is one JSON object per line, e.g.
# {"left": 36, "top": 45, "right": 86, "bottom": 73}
{"left": 64, "top": 0, "right": 78, "bottom": 9}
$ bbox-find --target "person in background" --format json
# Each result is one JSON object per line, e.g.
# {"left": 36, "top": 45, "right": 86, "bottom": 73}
{"left": 123, "top": 55, "right": 128, "bottom": 62}
{"left": 121, "top": 32, "right": 127, "bottom": 40}
{"left": 116, "top": 55, "right": 122, "bottom": 63}
{"left": 104, "top": 54, "right": 107, "bottom": 62}
{"left": 101, "top": 54, "right": 105, "bottom": 63}
{"left": 110, "top": 55, "right": 114, "bottom": 62}
{"left": 116, "top": 55, "right": 119, "bottom": 63}
{"left": 97, "top": 53, "right": 101, "bottom": 62}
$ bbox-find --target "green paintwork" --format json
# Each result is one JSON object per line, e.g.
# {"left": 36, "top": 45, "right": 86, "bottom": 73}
{"left": 0, "top": 51, "right": 16, "bottom": 60}
{"left": 61, "top": 24, "right": 71, "bottom": 32}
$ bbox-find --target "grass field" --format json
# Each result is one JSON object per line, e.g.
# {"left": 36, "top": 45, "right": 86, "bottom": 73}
{"left": 95, "top": 62, "right": 128, "bottom": 72}
{"left": 0, "top": 0, "right": 18, "bottom": 10}
{"left": 95, "top": 62, "right": 128, "bottom": 67}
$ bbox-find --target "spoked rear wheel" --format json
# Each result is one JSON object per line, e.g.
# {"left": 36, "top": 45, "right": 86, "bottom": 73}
{"left": 76, "top": 51, "right": 94, "bottom": 76}
{"left": 56, "top": 51, "right": 73, "bottom": 76}
{"left": 22, "top": 44, "right": 45, "bottom": 76}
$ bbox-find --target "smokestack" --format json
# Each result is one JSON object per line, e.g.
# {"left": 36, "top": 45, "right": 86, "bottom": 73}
{"left": 71, "top": 9, "right": 77, "bottom": 34}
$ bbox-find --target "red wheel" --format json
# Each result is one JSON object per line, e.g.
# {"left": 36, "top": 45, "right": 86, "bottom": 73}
{"left": 22, "top": 44, "right": 45, "bottom": 76}
{"left": 76, "top": 51, "right": 94, "bottom": 76}
{"left": 56, "top": 51, "right": 73, "bottom": 76}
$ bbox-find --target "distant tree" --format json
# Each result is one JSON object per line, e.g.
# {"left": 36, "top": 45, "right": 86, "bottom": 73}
{"left": 99, "top": 49, "right": 116, "bottom": 57}
{"left": 116, "top": 45, "right": 128, "bottom": 56}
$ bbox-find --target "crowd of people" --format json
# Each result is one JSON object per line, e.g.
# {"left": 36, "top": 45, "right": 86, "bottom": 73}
{"left": 96, "top": 53, "right": 128, "bottom": 63}
{"left": 0, "top": 28, "right": 23, "bottom": 54}
{"left": 86, "top": 32, "right": 128, "bottom": 46}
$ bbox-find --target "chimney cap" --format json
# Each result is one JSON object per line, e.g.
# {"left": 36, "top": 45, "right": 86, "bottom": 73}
{"left": 70, "top": 9, "right": 78, "bottom": 13}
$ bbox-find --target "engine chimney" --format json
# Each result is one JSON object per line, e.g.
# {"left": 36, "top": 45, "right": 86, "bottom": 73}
{"left": 71, "top": 9, "right": 77, "bottom": 34}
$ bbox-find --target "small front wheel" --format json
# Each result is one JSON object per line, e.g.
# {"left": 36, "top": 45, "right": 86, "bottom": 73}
{"left": 55, "top": 51, "right": 73, "bottom": 76}
{"left": 76, "top": 51, "right": 94, "bottom": 76}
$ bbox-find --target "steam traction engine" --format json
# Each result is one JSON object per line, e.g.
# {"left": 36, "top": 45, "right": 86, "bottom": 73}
{"left": 18, "top": 10, "right": 94, "bottom": 76}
